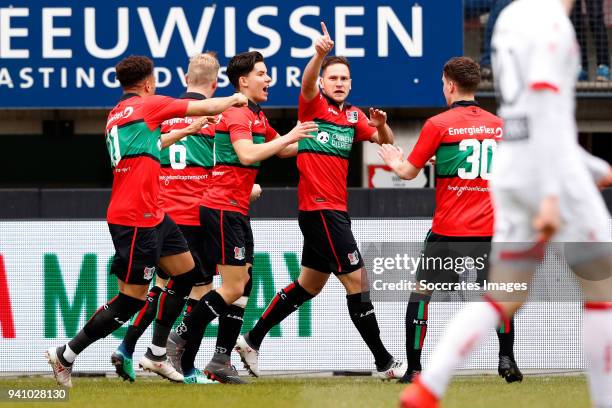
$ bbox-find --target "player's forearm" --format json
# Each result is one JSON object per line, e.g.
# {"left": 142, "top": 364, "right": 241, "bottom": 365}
{"left": 236, "top": 137, "right": 293, "bottom": 166}
{"left": 301, "top": 54, "right": 325, "bottom": 100}
{"left": 374, "top": 124, "right": 394, "bottom": 145}
{"left": 186, "top": 95, "right": 236, "bottom": 116}
{"left": 579, "top": 146, "right": 610, "bottom": 183}
{"left": 277, "top": 141, "right": 298, "bottom": 158}
{"left": 390, "top": 160, "right": 420, "bottom": 180}
{"left": 160, "top": 130, "right": 190, "bottom": 149}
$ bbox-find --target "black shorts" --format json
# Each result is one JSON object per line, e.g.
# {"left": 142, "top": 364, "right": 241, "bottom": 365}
{"left": 415, "top": 230, "right": 492, "bottom": 287}
{"left": 200, "top": 205, "right": 254, "bottom": 267}
{"left": 299, "top": 210, "right": 363, "bottom": 275}
{"left": 180, "top": 225, "right": 216, "bottom": 286}
{"left": 108, "top": 214, "right": 189, "bottom": 285}
{"left": 153, "top": 226, "right": 214, "bottom": 285}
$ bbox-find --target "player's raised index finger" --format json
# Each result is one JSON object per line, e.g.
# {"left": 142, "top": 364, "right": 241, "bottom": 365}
{"left": 321, "top": 21, "right": 330, "bottom": 37}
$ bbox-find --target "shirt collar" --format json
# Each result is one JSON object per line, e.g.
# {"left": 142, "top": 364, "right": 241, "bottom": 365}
{"left": 247, "top": 99, "right": 263, "bottom": 114}
{"left": 119, "top": 92, "right": 140, "bottom": 102}
{"left": 450, "top": 100, "right": 479, "bottom": 109}
{"left": 322, "top": 91, "right": 352, "bottom": 110}
{"left": 180, "top": 92, "right": 206, "bottom": 100}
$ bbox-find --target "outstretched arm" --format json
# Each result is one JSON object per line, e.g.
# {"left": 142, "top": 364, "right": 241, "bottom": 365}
{"left": 377, "top": 144, "right": 421, "bottom": 180}
{"left": 160, "top": 117, "right": 213, "bottom": 149}
{"left": 233, "top": 122, "right": 318, "bottom": 166}
{"left": 186, "top": 93, "right": 247, "bottom": 116}
{"left": 302, "top": 22, "right": 334, "bottom": 101}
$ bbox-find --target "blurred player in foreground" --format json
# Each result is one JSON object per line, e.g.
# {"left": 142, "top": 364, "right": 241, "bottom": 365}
{"left": 236, "top": 22, "right": 407, "bottom": 380}
{"left": 379, "top": 56, "right": 521, "bottom": 384}
{"left": 45, "top": 55, "right": 247, "bottom": 387}
{"left": 400, "top": 0, "right": 612, "bottom": 406}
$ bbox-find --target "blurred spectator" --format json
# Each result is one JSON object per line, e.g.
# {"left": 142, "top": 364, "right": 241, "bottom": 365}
{"left": 571, "top": 0, "right": 611, "bottom": 81}
{"left": 464, "top": 0, "right": 513, "bottom": 80}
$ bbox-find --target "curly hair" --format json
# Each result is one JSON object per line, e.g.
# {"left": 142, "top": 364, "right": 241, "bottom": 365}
{"left": 115, "top": 55, "right": 154, "bottom": 88}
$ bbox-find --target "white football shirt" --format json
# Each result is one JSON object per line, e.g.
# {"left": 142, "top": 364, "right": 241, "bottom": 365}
{"left": 490, "top": 0, "right": 588, "bottom": 194}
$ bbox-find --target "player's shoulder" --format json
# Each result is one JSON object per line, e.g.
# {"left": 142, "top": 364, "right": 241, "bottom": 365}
{"left": 219, "top": 105, "right": 252, "bottom": 125}
{"left": 427, "top": 109, "right": 456, "bottom": 127}
{"left": 143, "top": 94, "right": 176, "bottom": 106}
{"left": 475, "top": 107, "right": 503, "bottom": 125}
{"left": 299, "top": 90, "right": 328, "bottom": 110}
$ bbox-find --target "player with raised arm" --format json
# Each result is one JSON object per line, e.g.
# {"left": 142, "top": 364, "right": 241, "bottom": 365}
{"left": 111, "top": 53, "right": 260, "bottom": 384}
{"left": 45, "top": 55, "right": 247, "bottom": 388}
{"left": 379, "top": 57, "right": 521, "bottom": 384}
{"left": 400, "top": 0, "right": 612, "bottom": 406}
{"left": 172, "top": 51, "right": 318, "bottom": 384}
{"left": 236, "top": 22, "right": 407, "bottom": 380}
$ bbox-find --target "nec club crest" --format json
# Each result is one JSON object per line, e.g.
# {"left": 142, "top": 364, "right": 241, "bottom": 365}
{"left": 234, "top": 246, "right": 246, "bottom": 260}
{"left": 348, "top": 250, "right": 360, "bottom": 265}
{"left": 143, "top": 266, "right": 156, "bottom": 280}
{"left": 346, "top": 111, "right": 358, "bottom": 124}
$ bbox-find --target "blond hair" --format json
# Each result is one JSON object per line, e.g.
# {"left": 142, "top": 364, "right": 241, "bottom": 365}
{"left": 187, "top": 52, "right": 220, "bottom": 86}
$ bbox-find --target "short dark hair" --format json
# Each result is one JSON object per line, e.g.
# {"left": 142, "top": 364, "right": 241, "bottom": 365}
{"left": 443, "top": 57, "right": 481, "bottom": 93}
{"left": 115, "top": 55, "right": 154, "bottom": 88}
{"left": 227, "top": 51, "right": 264, "bottom": 89}
{"left": 321, "top": 56, "right": 350, "bottom": 75}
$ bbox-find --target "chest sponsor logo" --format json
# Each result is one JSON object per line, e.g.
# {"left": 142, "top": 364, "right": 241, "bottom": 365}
{"left": 346, "top": 111, "right": 358, "bottom": 123}
{"left": 234, "top": 246, "right": 246, "bottom": 260}
{"left": 317, "top": 131, "right": 330, "bottom": 144}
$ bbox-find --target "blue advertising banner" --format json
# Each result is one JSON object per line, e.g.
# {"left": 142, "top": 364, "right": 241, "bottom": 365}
{"left": 0, "top": 1, "right": 462, "bottom": 108}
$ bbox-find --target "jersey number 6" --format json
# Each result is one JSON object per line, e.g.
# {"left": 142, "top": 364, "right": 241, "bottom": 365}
{"left": 169, "top": 144, "right": 187, "bottom": 170}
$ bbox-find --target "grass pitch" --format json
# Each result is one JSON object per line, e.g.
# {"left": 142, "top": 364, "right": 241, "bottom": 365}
{"left": 1, "top": 375, "right": 589, "bottom": 408}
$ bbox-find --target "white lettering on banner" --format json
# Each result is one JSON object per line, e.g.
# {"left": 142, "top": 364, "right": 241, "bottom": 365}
{"left": 39, "top": 67, "right": 54, "bottom": 88}
{"left": 0, "top": 5, "right": 423, "bottom": 60}
{"left": 75, "top": 67, "right": 94, "bottom": 88}
{"left": 335, "top": 6, "right": 365, "bottom": 57}
{"left": 247, "top": 6, "right": 281, "bottom": 58}
{"left": 289, "top": 6, "right": 321, "bottom": 58}
{"left": 42, "top": 8, "right": 72, "bottom": 58}
{"left": 0, "top": 65, "right": 305, "bottom": 89}
{"left": 224, "top": 7, "right": 236, "bottom": 57}
{"left": 84, "top": 7, "right": 129, "bottom": 59}
{"left": 0, "top": 68, "right": 14, "bottom": 88}
{"left": 19, "top": 67, "right": 33, "bottom": 88}
{"left": 286, "top": 66, "right": 301, "bottom": 87}
{"left": 0, "top": 7, "right": 29, "bottom": 58}
{"left": 154, "top": 67, "right": 172, "bottom": 88}
{"left": 378, "top": 5, "right": 422, "bottom": 57}
{"left": 102, "top": 67, "right": 119, "bottom": 88}
{"left": 137, "top": 6, "right": 216, "bottom": 58}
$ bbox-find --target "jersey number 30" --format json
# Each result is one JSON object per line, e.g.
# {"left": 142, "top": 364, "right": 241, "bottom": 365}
{"left": 458, "top": 139, "right": 497, "bottom": 180}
